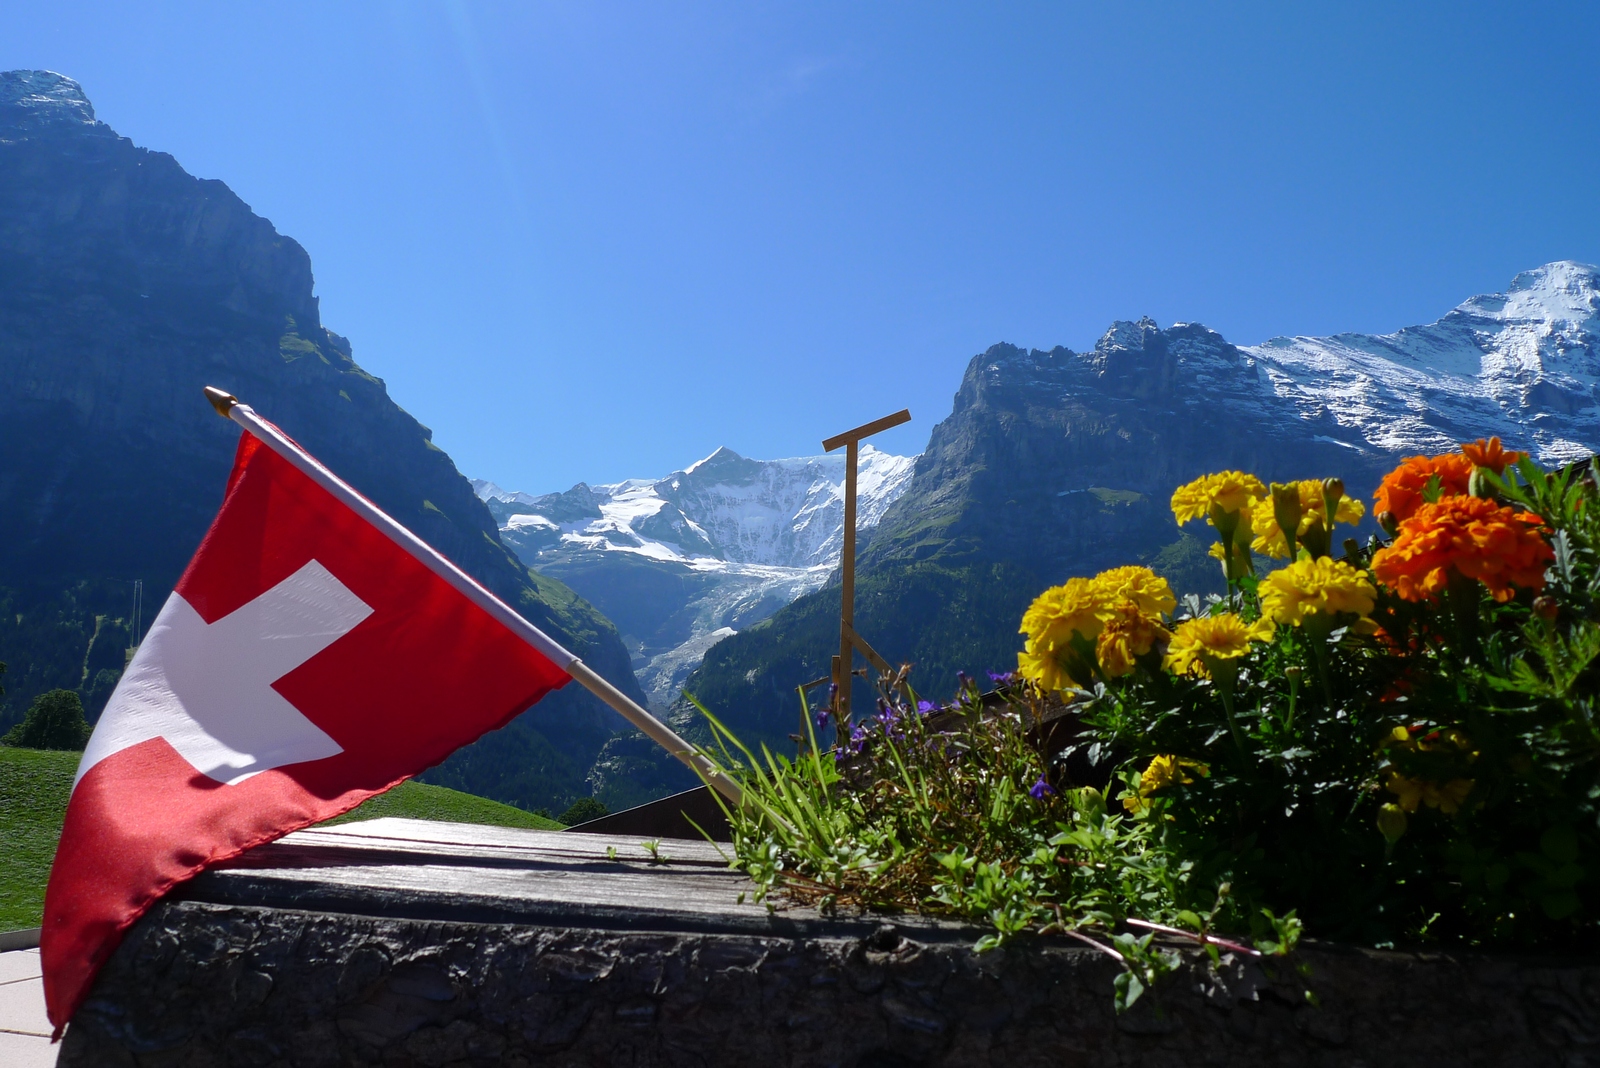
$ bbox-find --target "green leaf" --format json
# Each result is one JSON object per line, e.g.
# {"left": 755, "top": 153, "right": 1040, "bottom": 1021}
{"left": 1541, "top": 826, "right": 1580, "bottom": 865}
{"left": 1112, "top": 970, "right": 1146, "bottom": 1013}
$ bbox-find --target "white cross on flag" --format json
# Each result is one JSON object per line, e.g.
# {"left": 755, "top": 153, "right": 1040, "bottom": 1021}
{"left": 41, "top": 415, "right": 575, "bottom": 1033}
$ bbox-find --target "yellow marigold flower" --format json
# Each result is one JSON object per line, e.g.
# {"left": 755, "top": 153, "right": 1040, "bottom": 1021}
{"left": 1017, "top": 646, "right": 1081, "bottom": 693}
{"left": 1019, "top": 577, "right": 1105, "bottom": 651}
{"left": 1017, "top": 578, "right": 1106, "bottom": 692}
{"left": 1371, "top": 496, "right": 1553, "bottom": 603}
{"left": 1090, "top": 565, "right": 1177, "bottom": 619}
{"left": 1096, "top": 604, "right": 1172, "bottom": 678}
{"left": 1163, "top": 613, "right": 1274, "bottom": 678}
{"left": 1384, "top": 771, "right": 1475, "bottom": 815}
{"left": 1122, "top": 754, "right": 1209, "bottom": 814}
{"left": 1246, "top": 482, "right": 1367, "bottom": 559}
{"left": 1170, "top": 471, "right": 1267, "bottom": 525}
{"left": 1259, "top": 557, "right": 1377, "bottom": 627}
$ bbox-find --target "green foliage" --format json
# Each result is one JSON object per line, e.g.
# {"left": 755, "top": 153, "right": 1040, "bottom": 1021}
{"left": 0, "top": 581, "right": 133, "bottom": 734}
{"left": 558, "top": 797, "right": 610, "bottom": 826}
{"left": 696, "top": 691, "right": 1288, "bottom": 1011}
{"left": 2, "top": 688, "right": 91, "bottom": 750}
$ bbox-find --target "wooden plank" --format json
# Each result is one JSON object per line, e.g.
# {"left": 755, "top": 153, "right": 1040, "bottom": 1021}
{"left": 821, "top": 409, "right": 911, "bottom": 453}
{"left": 841, "top": 621, "right": 893, "bottom": 677}
{"left": 186, "top": 817, "right": 974, "bottom": 943}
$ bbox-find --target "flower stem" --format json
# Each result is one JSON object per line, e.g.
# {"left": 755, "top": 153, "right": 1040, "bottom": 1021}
{"left": 1311, "top": 640, "right": 1334, "bottom": 708}
{"left": 1220, "top": 686, "right": 1246, "bottom": 755}
{"left": 1285, "top": 670, "right": 1299, "bottom": 733}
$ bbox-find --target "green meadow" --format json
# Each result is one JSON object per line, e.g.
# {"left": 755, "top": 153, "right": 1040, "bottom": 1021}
{"left": 0, "top": 747, "right": 561, "bottom": 932}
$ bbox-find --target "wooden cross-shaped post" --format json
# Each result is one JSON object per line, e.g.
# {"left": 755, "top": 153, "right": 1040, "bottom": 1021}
{"left": 822, "top": 408, "right": 911, "bottom": 730}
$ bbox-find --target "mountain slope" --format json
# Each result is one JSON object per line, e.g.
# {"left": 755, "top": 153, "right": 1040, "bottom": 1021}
{"left": 478, "top": 445, "right": 914, "bottom": 712}
{"left": 684, "top": 264, "right": 1600, "bottom": 750}
{"left": 0, "top": 70, "right": 644, "bottom": 811}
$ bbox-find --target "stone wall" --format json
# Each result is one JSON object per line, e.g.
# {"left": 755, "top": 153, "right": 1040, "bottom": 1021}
{"left": 60, "top": 897, "right": 1600, "bottom": 1067}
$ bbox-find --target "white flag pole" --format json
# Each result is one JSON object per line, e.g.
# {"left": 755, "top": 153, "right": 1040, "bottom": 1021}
{"left": 202, "top": 387, "right": 742, "bottom": 807}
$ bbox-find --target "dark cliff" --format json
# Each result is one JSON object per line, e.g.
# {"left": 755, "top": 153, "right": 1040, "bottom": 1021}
{"left": 0, "top": 70, "right": 641, "bottom": 811}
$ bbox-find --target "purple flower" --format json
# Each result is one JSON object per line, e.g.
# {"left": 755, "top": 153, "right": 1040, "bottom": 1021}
{"left": 1029, "top": 776, "right": 1056, "bottom": 800}
{"left": 916, "top": 699, "right": 937, "bottom": 715}
{"left": 987, "top": 671, "right": 1016, "bottom": 686}
{"left": 849, "top": 725, "right": 868, "bottom": 752}
{"left": 815, "top": 707, "right": 830, "bottom": 729}
{"left": 956, "top": 671, "right": 970, "bottom": 688}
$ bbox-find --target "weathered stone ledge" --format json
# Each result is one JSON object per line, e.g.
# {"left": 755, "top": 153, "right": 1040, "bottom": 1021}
{"left": 58, "top": 819, "right": 1600, "bottom": 1066}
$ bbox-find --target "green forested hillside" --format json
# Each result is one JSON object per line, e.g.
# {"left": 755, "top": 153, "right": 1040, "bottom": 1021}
{"left": 0, "top": 582, "right": 135, "bottom": 735}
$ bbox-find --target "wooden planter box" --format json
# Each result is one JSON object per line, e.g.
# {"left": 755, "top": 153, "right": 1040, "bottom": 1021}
{"left": 59, "top": 818, "right": 1600, "bottom": 1067}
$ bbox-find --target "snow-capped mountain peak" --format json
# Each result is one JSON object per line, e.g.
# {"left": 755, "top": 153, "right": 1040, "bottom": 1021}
{"left": 480, "top": 443, "right": 916, "bottom": 571}
{"left": 1246, "top": 261, "right": 1600, "bottom": 463}
{"left": 476, "top": 443, "right": 917, "bottom": 710}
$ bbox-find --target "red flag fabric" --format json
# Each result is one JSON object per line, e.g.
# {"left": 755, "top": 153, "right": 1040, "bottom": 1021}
{"left": 41, "top": 428, "right": 572, "bottom": 1033}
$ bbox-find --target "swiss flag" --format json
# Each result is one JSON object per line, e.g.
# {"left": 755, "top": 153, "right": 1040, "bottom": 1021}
{"left": 41, "top": 423, "right": 573, "bottom": 1033}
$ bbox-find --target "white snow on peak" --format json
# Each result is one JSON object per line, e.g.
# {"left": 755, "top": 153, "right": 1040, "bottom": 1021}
{"left": 481, "top": 444, "right": 918, "bottom": 710}
{"left": 488, "top": 444, "right": 916, "bottom": 573}
{"left": 1245, "top": 261, "right": 1600, "bottom": 463}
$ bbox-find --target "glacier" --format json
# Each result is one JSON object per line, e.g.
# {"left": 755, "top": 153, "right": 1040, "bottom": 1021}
{"left": 1242, "top": 260, "right": 1600, "bottom": 463}
{"left": 475, "top": 444, "right": 915, "bottom": 709}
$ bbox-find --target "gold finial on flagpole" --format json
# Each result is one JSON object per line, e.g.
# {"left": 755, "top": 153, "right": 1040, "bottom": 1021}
{"left": 204, "top": 386, "right": 239, "bottom": 418}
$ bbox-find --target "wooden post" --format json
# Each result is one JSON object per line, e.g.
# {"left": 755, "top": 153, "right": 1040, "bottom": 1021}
{"left": 822, "top": 409, "right": 910, "bottom": 732}
{"left": 838, "top": 441, "right": 858, "bottom": 725}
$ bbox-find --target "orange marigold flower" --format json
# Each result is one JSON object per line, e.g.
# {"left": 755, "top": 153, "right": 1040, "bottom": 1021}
{"left": 1370, "top": 496, "right": 1553, "bottom": 603}
{"left": 1372, "top": 452, "right": 1474, "bottom": 523}
{"left": 1460, "top": 436, "right": 1527, "bottom": 475}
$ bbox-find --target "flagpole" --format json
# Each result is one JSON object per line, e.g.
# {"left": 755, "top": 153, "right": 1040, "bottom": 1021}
{"left": 203, "top": 387, "right": 742, "bottom": 808}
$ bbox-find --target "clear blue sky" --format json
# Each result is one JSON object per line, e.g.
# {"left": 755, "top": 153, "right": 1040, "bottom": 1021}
{"left": 6, "top": 3, "right": 1598, "bottom": 492}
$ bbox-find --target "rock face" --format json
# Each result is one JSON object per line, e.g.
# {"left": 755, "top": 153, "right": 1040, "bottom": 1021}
{"left": 478, "top": 445, "right": 914, "bottom": 715}
{"left": 0, "top": 70, "right": 644, "bottom": 811}
{"left": 684, "top": 267, "right": 1600, "bottom": 749}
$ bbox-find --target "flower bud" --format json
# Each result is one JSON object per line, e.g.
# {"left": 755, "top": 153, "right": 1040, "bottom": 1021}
{"left": 1468, "top": 466, "right": 1494, "bottom": 499}
{"left": 1300, "top": 517, "right": 1330, "bottom": 559}
{"left": 1377, "top": 511, "right": 1399, "bottom": 538}
{"left": 1377, "top": 803, "right": 1407, "bottom": 845}
{"left": 1270, "top": 483, "right": 1303, "bottom": 558}
{"left": 1533, "top": 595, "right": 1559, "bottom": 622}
